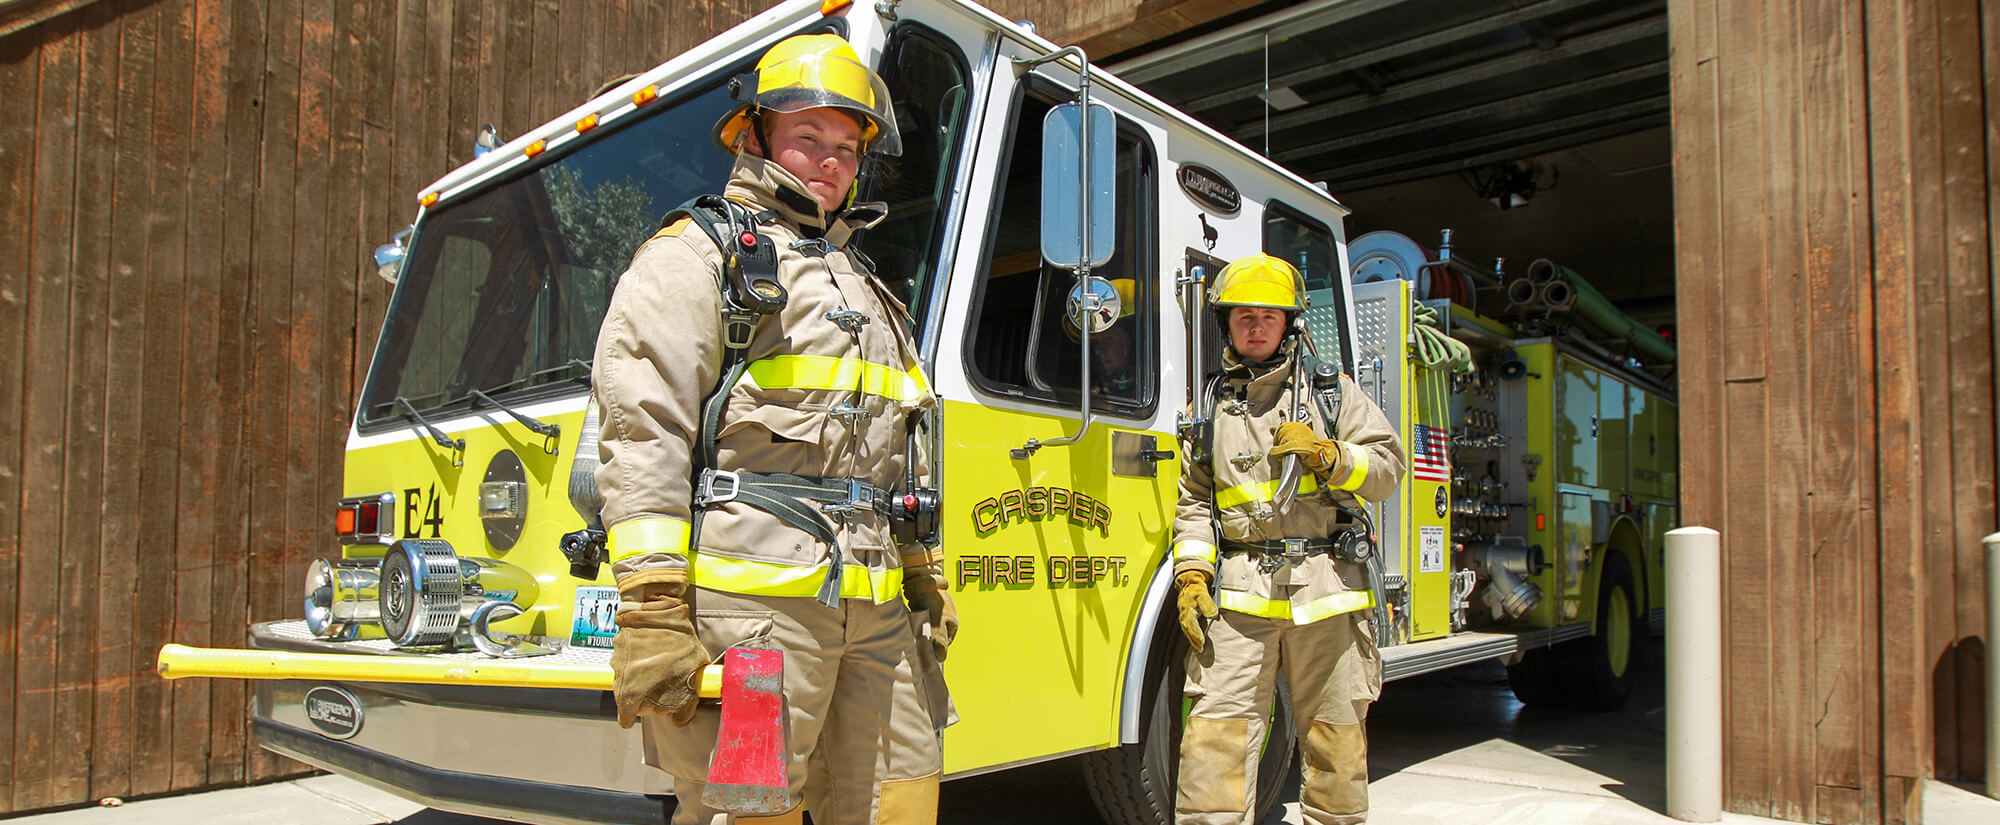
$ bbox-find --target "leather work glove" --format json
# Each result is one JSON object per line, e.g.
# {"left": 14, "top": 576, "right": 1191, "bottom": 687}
{"left": 1269, "top": 421, "right": 1349, "bottom": 480}
{"left": 905, "top": 563, "right": 959, "bottom": 660}
{"left": 609, "top": 569, "right": 711, "bottom": 729}
{"left": 1175, "top": 570, "right": 1218, "bottom": 651}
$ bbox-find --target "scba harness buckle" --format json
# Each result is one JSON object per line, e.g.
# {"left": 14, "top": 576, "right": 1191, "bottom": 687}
{"left": 820, "top": 478, "right": 886, "bottom": 520}
{"left": 694, "top": 469, "right": 742, "bottom": 507}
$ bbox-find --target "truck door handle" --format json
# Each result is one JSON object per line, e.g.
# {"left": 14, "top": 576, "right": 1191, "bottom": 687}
{"left": 1141, "top": 449, "right": 1176, "bottom": 463}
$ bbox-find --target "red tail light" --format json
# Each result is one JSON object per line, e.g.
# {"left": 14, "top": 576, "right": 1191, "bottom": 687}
{"left": 336, "top": 493, "right": 395, "bottom": 544}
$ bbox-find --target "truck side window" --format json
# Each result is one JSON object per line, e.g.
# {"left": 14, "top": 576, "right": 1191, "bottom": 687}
{"left": 861, "top": 25, "right": 972, "bottom": 344}
{"left": 1265, "top": 201, "right": 1350, "bottom": 372}
{"left": 965, "top": 87, "right": 1157, "bottom": 417}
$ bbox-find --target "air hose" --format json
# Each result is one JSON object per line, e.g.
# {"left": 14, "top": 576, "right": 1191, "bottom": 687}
{"left": 1410, "top": 302, "right": 1474, "bottom": 374}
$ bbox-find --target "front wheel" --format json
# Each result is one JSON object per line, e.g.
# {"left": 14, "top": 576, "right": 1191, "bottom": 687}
{"left": 1082, "top": 627, "right": 1297, "bottom": 825}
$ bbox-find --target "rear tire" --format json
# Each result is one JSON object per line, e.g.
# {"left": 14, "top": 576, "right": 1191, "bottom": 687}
{"left": 1083, "top": 627, "right": 1297, "bottom": 825}
{"left": 1567, "top": 554, "right": 1640, "bottom": 711}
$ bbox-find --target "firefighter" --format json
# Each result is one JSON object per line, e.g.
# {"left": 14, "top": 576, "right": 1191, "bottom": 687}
{"left": 592, "top": 33, "right": 953, "bottom": 825}
{"left": 1169, "top": 254, "right": 1406, "bottom": 825}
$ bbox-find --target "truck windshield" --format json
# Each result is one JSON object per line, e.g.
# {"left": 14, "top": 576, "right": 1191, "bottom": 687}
{"left": 358, "top": 35, "right": 971, "bottom": 429}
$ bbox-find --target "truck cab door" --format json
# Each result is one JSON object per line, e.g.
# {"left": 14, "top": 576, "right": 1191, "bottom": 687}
{"left": 924, "top": 53, "right": 1176, "bottom": 772}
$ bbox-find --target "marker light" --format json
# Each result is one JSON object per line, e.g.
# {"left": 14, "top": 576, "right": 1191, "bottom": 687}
{"left": 575, "top": 114, "right": 598, "bottom": 133}
{"left": 1534, "top": 513, "right": 1546, "bottom": 531}
{"left": 821, "top": 0, "right": 853, "bottom": 14}
{"left": 633, "top": 85, "right": 659, "bottom": 106}
{"left": 419, "top": 192, "right": 438, "bottom": 207}
{"left": 336, "top": 492, "right": 396, "bottom": 545}
{"left": 524, "top": 139, "right": 546, "bottom": 158}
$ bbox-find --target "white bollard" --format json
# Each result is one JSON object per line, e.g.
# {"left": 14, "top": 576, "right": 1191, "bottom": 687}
{"left": 1666, "top": 526, "right": 1723, "bottom": 822}
{"left": 1986, "top": 533, "right": 1999, "bottom": 800}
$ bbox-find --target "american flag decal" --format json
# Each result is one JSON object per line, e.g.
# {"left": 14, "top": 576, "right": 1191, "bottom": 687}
{"left": 1411, "top": 424, "right": 1450, "bottom": 482}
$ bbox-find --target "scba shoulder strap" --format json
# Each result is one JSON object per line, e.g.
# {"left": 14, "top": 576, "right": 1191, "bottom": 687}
{"left": 656, "top": 194, "right": 796, "bottom": 554}
{"left": 660, "top": 195, "right": 788, "bottom": 348}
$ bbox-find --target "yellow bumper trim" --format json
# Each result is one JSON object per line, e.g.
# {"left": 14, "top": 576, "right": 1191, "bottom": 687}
{"left": 155, "top": 643, "right": 727, "bottom": 698}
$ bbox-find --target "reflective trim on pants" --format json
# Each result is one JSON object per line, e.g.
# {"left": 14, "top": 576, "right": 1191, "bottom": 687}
{"left": 691, "top": 554, "right": 904, "bottom": 604}
{"left": 1216, "top": 587, "right": 1373, "bottom": 623}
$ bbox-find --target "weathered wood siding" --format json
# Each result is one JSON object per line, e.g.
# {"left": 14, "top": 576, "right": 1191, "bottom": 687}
{"left": 0, "top": 0, "right": 1219, "bottom": 813}
{"left": 0, "top": 0, "right": 777, "bottom": 812}
{"left": 1670, "top": 0, "right": 1996, "bottom": 822}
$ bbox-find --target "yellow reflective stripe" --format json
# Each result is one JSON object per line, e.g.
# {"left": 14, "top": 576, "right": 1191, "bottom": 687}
{"left": 1174, "top": 539, "right": 1219, "bottom": 565}
{"left": 1214, "top": 473, "right": 1321, "bottom": 510}
{"left": 1329, "top": 445, "right": 1370, "bottom": 492}
{"left": 1218, "top": 588, "right": 1375, "bottom": 622}
{"left": 740, "top": 355, "right": 929, "bottom": 402}
{"left": 1217, "top": 589, "right": 1293, "bottom": 619}
{"left": 607, "top": 517, "right": 691, "bottom": 563}
{"left": 1292, "top": 588, "right": 1376, "bottom": 623}
{"left": 692, "top": 554, "right": 905, "bottom": 604}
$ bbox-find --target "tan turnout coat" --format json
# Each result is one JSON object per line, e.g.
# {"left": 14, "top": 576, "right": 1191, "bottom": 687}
{"left": 593, "top": 154, "right": 937, "bottom": 599}
{"left": 1171, "top": 346, "right": 1406, "bottom": 623}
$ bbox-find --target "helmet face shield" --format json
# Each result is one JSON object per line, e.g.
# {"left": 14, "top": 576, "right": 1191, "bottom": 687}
{"left": 713, "top": 44, "right": 902, "bottom": 157}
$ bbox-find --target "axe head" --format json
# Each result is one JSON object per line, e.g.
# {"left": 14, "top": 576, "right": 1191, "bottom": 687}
{"left": 701, "top": 647, "right": 789, "bottom": 815}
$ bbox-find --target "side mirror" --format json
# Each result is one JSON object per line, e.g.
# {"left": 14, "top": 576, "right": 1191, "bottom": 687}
{"left": 1039, "top": 101, "right": 1116, "bottom": 270}
{"left": 373, "top": 226, "right": 413, "bottom": 284}
{"left": 1065, "top": 276, "right": 1123, "bottom": 336}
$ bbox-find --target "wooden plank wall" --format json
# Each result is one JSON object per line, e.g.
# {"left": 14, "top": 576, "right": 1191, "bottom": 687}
{"left": 1670, "top": 0, "right": 1997, "bottom": 822}
{"left": 0, "top": 0, "right": 1199, "bottom": 813}
{"left": 0, "top": 0, "right": 780, "bottom": 813}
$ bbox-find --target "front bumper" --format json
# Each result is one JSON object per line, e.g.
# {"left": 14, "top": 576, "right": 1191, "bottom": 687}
{"left": 249, "top": 621, "right": 676, "bottom": 825}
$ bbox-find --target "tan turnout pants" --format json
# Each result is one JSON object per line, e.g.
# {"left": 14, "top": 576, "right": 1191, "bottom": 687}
{"left": 643, "top": 587, "right": 942, "bottom": 825}
{"left": 1176, "top": 609, "right": 1381, "bottom": 825}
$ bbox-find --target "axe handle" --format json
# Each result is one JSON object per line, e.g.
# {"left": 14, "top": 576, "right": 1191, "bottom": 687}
{"left": 158, "top": 643, "right": 726, "bottom": 698}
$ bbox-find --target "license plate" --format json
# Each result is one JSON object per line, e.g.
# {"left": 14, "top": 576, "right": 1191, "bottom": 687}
{"left": 571, "top": 586, "right": 619, "bottom": 649}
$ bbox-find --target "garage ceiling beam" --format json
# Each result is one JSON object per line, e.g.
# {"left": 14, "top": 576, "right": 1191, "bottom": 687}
{"left": 1274, "top": 60, "right": 1666, "bottom": 163}
{"left": 1309, "top": 94, "right": 1668, "bottom": 181}
{"left": 1238, "top": 13, "right": 1668, "bottom": 140}
{"left": 1321, "top": 111, "right": 1670, "bottom": 192}
{"left": 1108, "top": 0, "right": 1406, "bottom": 85}
{"left": 1176, "top": 0, "right": 1607, "bottom": 115}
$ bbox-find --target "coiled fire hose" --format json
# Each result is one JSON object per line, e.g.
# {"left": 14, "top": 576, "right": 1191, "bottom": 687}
{"left": 1410, "top": 302, "right": 1473, "bottom": 374}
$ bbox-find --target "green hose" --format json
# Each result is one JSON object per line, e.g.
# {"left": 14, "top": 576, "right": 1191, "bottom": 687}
{"left": 1528, "top": 259, "right": 1677, "bottom": 365}
{"left": 1411, "top": 302, "right": 1474, "bottom": 374}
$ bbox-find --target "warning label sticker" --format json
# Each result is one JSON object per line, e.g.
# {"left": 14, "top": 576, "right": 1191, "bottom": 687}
{"left": 1419, "top": 525, "right": 1446, "bottom": 574}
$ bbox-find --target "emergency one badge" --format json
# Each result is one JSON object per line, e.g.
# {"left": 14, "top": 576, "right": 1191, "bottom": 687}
{"left": 304, "top": 686, "right": 364, "bottom": 740}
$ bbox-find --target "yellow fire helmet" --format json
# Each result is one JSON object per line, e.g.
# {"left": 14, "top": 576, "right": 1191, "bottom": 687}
{"left": 1209, "top": 253, "right": 1306, "bottom": 313}
{"left": 712, "top": 33, "right": 902, "bottom": 157}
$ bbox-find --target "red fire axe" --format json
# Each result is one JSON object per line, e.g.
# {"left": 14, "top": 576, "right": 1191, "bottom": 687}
{"left": 700, "top": 647, "right": 789, "bottom": 815}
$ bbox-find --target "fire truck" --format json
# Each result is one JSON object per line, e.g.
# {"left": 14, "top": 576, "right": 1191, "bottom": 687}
{"left": 158, "top": 1, "right": 1677, "bottom": 823}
